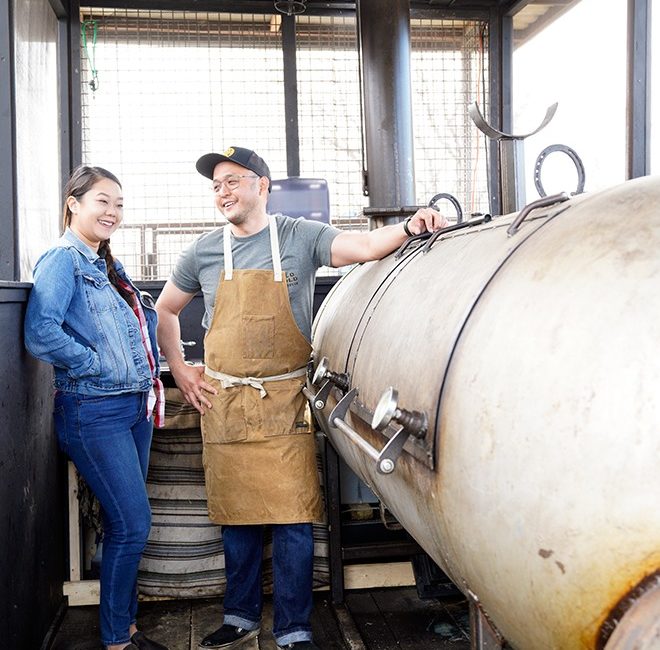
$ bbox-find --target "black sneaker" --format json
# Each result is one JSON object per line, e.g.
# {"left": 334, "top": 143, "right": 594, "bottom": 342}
{"left": 280, "top": 642, "right": 319, "bottom": 649}
{"left": 131, "top": 630, "right": 169, "bottom": 650}
{"left": 198, "top": 624, "right": 260, "bottom": 649}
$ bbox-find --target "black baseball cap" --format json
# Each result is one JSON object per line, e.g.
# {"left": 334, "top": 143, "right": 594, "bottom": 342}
{"left": 196, "top": 146, "right": 271, "bottom": 191}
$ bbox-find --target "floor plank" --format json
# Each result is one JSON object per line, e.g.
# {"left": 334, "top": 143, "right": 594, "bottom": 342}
{"left": 138, "top": 600, "right": 192, "bottom": 650}
{"left": 50, "top": 587, "right": 470, "bottom": 649}
{"left": 310, "top": 596, "right": 352, "bottom": 649}
{"left": 372, "top": 587, "right": 469, "bottom": 649}
{"left": 344, "top": 591, "right": 397, "bottom": 650}
{"left": 332, "top": 604, "right": 367, "bottom": 650}
{"left": 346, "top": 587, "right": 470, "bottom": 650}
{"left": 257, "top": 600, "right": 278, "bottom": 649}
{"left": 50, "top": 605, "right": 100, "bottom": 650}
{"left": 191, "top": 598, "right": 225, "bottom": 649}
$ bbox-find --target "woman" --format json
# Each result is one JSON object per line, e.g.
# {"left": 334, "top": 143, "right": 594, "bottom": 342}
{"left": 24, "top": 166, "right": 168, "bottom": 650}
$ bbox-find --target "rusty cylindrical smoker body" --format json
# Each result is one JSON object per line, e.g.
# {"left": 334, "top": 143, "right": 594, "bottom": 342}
{"left": 308, "top": 176, "right": 660, "bottom": 649}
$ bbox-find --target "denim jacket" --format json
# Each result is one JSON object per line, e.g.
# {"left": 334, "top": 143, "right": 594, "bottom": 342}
{"left": 25, "top": 229, "right": 159, "bottom": 396}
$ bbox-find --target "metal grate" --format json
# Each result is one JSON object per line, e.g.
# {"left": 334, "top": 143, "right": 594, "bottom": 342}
{"left": 80, "top": 9, "right": 288, "bottom": 279}
{"left": 295, "top": 15, "right": 366, "bottom": 231}
{"left": 411, "top": 18, "right": 490, "bottom": 218}
{"left": 80, "top": 8, "right": 490, "bottom": 279}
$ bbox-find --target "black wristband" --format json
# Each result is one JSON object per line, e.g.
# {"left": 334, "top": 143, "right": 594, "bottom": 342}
{"left": 403, "top": 216, "right": 414, "bottom": 237}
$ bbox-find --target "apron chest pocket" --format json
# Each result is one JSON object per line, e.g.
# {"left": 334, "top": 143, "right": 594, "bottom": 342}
{"left": 242, "top": 315, "right": 274, "bottom": 359}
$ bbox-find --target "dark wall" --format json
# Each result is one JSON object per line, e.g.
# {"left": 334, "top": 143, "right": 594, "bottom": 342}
{"left": 138, "top": 282, "right": 207, "bottom": 362}
{"left": 0, "top": 283, "right": 65, "bottom": 650}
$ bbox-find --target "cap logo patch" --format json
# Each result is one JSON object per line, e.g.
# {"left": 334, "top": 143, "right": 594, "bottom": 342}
{"left": 223, "top": 146, "right": 235, "bottom": 158}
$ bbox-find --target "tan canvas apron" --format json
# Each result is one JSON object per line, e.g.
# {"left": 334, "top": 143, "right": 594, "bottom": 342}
{"left": 200, "top": 216, "right": 324, "bottom": 525}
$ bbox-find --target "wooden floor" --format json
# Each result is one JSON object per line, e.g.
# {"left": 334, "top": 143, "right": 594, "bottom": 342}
{"left": 51, "top": 587, "right": 471, "bottom": 650}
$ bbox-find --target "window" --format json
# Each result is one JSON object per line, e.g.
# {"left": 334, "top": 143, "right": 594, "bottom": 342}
{"left": 513, "top": 0, "right": 626, "bottom": 201}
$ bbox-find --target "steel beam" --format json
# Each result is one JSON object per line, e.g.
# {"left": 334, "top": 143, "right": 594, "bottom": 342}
{"left": 487, "top": 7, "right": 502, "bottom": 215}
{"left": 68, "top": 0, "right": 82, "bottom": 170}
{"left": 282, "top": 14, "right": 300, "bottom": 178}
{"left": 357, "top": 0, "right": 415, "bottom": 216}
{"left": 626, "top": 0, "right": 651, "bottom": 179}
{"left": 0, "top": 0, "right": 17, "bottom": 280}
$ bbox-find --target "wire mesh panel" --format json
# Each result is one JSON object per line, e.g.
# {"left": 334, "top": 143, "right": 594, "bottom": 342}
{"left": 79, "top": 8, "right": 491, "bottom": 279}
{"left": 295, "top": 15, "right": 366, "bottom": 231}
{"left": 80, "top": 8, "right": 287, "bottom": 279}
{"left": 411, "top": 18, "right": 490, "bottom": 219}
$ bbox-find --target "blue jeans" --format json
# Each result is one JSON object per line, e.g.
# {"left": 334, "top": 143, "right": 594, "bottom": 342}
{"left": 54, "top": 391, "right": 153, "bottom": 647}
{"left": 222, "top": 523, "right": 314, "bottom": 646}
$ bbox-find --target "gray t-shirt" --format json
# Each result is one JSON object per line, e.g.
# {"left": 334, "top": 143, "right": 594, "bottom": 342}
{"left": 171, "top": 214, "right": 341, "bottom": 341}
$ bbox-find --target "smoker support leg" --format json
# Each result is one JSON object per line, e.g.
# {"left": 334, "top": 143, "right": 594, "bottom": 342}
{"left": 469, "top": 598, "right": 505, "bottom": 649}
{"left": 324, "top": 438, "right": 345, "bottom": 604}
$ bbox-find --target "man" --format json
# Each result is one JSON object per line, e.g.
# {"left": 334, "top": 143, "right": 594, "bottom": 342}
{"left": 155, "top": 146, "right": 448, "bottom": 650}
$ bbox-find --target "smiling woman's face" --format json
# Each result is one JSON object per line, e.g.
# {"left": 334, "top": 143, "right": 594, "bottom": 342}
{"left": 67, "top": 177, "right": 124, "bottom": 251}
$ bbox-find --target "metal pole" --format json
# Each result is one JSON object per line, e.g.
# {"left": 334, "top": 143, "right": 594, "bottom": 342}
{"left": 487, "top": 7, "right": 502, "bottom": 216}
{"left": 626, "top": 0, "right": 651, "bottom": 179}
{"left": 282, "top": 14, "right": 300, "bottom": 178}
{"left": 357, "top": 0, "right": 415, "bottom": 218}
{"left": 69, "top": 0, "right": 82, "bottom": 171}
{"left": 0, "top": 0, "right": 18, "bottom": 280}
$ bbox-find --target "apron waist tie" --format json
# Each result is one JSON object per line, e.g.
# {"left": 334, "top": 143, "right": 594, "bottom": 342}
{"left": 205, "top": 366, "right": 307, "bottom": 398}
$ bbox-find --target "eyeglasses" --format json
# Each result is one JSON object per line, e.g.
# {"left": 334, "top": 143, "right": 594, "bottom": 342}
{"left": 213, "top": 174, "right": 258, "bottom": 192}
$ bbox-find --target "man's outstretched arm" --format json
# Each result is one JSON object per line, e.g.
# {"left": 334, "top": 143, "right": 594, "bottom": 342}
{"left": 330, "top": 206, "right": 448, "bottom": 267}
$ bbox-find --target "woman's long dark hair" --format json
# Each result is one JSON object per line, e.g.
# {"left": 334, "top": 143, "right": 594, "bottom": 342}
{"left": 63, "top": 165, "right": 134, "bottom": 305}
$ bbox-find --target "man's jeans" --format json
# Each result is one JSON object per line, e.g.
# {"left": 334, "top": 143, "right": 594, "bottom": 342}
{"left": 222, "top": 523, "right": 314, "bottom": 646}
{"left": 54, "top": 391, "right": 153, "bottom": 646}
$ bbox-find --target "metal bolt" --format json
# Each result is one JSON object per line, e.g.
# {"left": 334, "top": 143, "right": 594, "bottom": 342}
{"left": 315, "top": 400, "right": 325, "bottom": 410}
{"left": 379, "top": 458, "right": 395, "bottom": 474}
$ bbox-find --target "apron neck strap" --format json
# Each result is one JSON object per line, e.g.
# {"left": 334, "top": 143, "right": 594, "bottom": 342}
{"left": 223, "top": 215, "right": 283, "bottom": 282}
{"left": 268, "top": 215, "right": 283, "bottom": 282}
{"left": 223, "top": 221, "right": 234, "bottom": 280}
